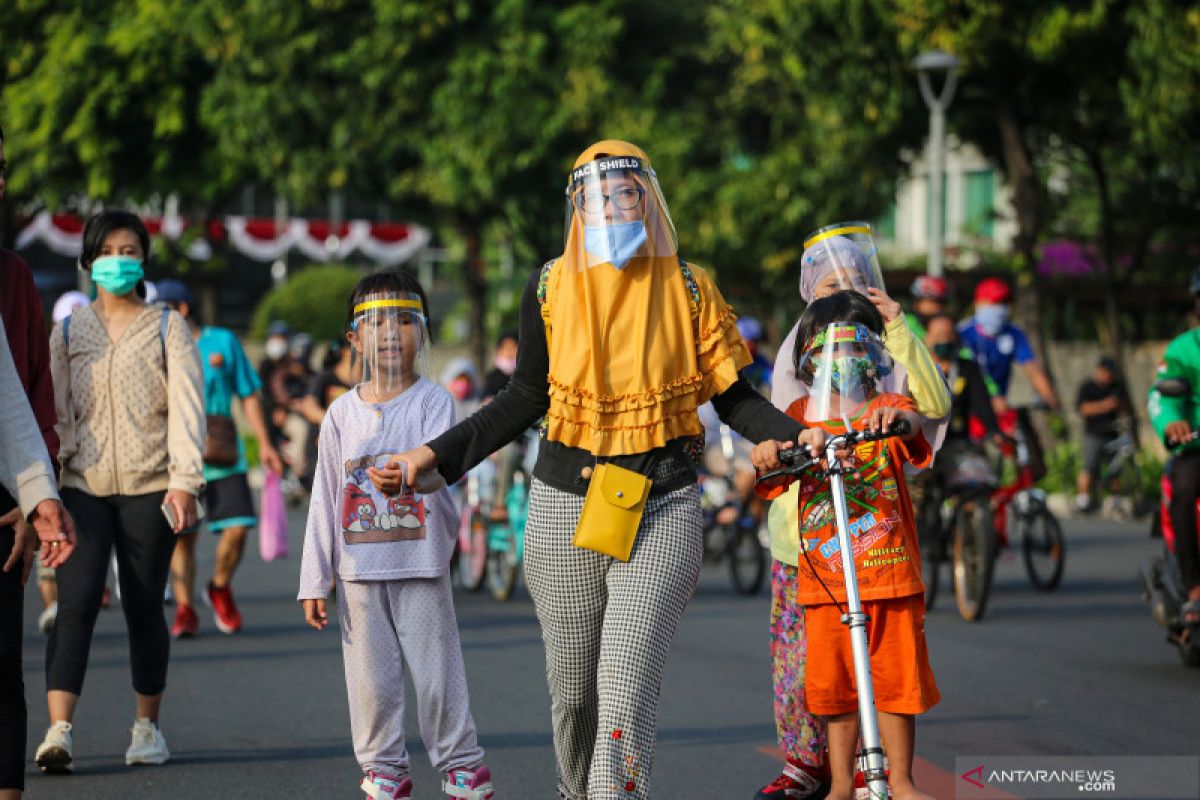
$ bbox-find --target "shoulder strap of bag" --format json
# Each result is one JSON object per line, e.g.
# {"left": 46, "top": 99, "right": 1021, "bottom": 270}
{"left": 160, "top": 306, "right": 170, "bottom": 367}
{"left": 538, "top": 259, "right": 557, "bottom": 349}
{"left": 63, "top": 313, "right": 71, "bottom": 349}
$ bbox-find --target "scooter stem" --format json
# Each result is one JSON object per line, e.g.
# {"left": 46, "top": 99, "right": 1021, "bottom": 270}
{"left": 824, "top": 434, "right": 889, "bottom": 798}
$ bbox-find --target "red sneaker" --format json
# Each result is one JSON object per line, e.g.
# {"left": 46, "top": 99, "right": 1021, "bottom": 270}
{"left": 755, "top": 760, "right": 831, "bottom": 800}
{"left": 171, "top": 604, "right": 199, "bottom": 639}
{"left": 204, "top": 581, "right": 243, "bottom": 634}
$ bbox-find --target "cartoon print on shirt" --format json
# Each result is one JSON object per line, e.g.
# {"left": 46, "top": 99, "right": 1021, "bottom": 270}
{"left": 341, "top": 484, "right": 378, "bottom": 531}
{"left": 340, "top": 453, "right": 428, "bottom": 543}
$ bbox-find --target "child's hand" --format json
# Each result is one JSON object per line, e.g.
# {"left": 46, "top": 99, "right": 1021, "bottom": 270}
{"left": 369, "top": 445, "right": 438, "bottom": 495}
{"left": 798, "top": 427, "right": 828, "bottom": 458}
{"left": 866, "top": 406, "right": 920, "bottom": 440}
{"left": 751, "top": 440, "right": 786, "bottom": 472}
{"left": 866, "top": 287, "right": 901, "bottom": 322}
{"left": 302, "top": 598, "right": 328, "bottom": 630}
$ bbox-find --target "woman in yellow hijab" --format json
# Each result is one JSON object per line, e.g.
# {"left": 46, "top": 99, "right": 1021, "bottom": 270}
{"left": 372, "top": 141, "right": 807, "bottom": 799}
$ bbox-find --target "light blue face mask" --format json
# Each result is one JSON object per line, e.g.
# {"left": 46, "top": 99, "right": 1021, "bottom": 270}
{"left": 90, "top": 255, "right": 144, "bottom": 297}
{"left": 583, "top": 221, "right": 648, "bottom": 269}
{"left": 975, "top": 304, "right": 1010, "bottom": 337}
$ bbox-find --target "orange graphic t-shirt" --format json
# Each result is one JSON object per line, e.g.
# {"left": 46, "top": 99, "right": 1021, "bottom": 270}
{"left": 761, "top": 392, "right": 932, "bottom": 606}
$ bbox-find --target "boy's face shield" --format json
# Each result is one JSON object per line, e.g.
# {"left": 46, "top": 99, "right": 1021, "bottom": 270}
{"left": 799, "top": 223, "right": 886, "bottom": 303}
{"left": 563, "top": 156, "right": 677, "bottom": 270}
{"left": 349, "top": 292, "right": 430, "bottom": 394}
{"left": 797, "top": 322, "right": 892, "bottom": 424}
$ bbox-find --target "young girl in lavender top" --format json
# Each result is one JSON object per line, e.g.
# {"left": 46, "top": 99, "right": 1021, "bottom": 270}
{"left": 298, "top": 270, "right": 495, "bottom": 800}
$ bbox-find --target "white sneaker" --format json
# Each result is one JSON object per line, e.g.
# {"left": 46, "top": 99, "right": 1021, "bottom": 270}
{"left": 35, "top": 721, "right": 73, "bottom": 774}
{"left": 38, "top": 603, "right": 58, "bottom": 635}
{"left": 125, "top": 718, "right": 170, "bottom": 765}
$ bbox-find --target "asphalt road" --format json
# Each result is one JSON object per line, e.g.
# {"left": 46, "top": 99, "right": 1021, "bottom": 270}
{"left": 16, "top": 507, "right": 1200, "bottom": 799}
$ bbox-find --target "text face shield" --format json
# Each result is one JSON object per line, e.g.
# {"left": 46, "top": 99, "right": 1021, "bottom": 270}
{"left": 799, "top": 223, "right": 886, "bottom": 302}
{"left": 796, "top": 323, "right": 892, "bottom": 425}
{"left": 563, "top": 156, "right": 677, "bottom": 270}
{"left": 350, "top": 292, "right": 430, "bottom": 396}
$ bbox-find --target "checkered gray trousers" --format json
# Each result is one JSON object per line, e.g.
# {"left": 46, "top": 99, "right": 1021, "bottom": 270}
{"left": 523, "top": 478, "right": 704, "bottom": 800}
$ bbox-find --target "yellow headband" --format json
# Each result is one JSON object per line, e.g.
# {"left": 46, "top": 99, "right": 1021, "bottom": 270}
{"left": 353, "top": 297, "right": 424, "bottom": 315}
{"left": 803, "top": 225, "right": 872, "bottom": 249}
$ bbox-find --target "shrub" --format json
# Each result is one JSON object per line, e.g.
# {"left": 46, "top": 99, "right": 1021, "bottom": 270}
{"left": 250, "top": 264, "right": 367, "bottom": 341}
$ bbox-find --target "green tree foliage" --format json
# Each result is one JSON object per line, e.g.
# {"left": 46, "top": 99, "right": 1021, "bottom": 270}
{"left": 3, "top": 0, "right": 1198, "bottom": 356}
{"left": 250, "top": 263, "right": 365, "bottom": 341}
{"left": 0, "top": 1, "right": 221, "bottom": 207}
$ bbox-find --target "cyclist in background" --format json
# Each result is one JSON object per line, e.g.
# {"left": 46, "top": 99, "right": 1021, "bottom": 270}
{"left": 1074, "top": 356, "right": 1127, "bottom": 514}
{"left": 907, "top": 275, "right": 951, "bottom": 340}
{"left": 957, "top": 277, "right": 1059, "bottom": 415}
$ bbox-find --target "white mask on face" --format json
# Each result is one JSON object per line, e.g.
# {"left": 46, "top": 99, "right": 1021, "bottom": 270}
{"left": 265, "top": 338, "right": 288, "bottom": 360}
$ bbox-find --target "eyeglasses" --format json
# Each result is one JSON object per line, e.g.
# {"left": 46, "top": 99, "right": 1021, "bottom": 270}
{"left": 573, "top": 184, "right": 644, "bottom": 214}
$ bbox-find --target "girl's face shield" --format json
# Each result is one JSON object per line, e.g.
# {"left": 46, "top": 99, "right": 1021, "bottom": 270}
{"left": 799, "top": 223, "right": 886, "bottom": 303}
{"left": 796, "top": 322, "right": 892, "bottom": 424}
{"left": 349, "top": 293, "right": 431, "bottom": 394}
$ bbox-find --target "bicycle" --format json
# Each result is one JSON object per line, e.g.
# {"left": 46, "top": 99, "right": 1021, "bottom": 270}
{"left": 917, "top": 440, "right": 999, "bottom": 621}
{"left": 452, "top": 465, "right": 490, "bottom": 593}
{"left": 484, "top": 430, "right": 538, "bottom": 601}
{"left": 697, "top": 424, "right": 767, "bottom": 595}
{"left": 1097, "top": 417, "right": 1151, "bottom": 519}
{"left": 992, "top": 408, "right": 1066, "bottom": 592}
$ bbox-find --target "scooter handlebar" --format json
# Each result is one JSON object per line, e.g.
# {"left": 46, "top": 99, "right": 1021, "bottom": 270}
{"left": 826, "top": 416, "right": 911, "bottom": 449}
{"left": 756, "top": 445, "right": 822, "bottom": 485}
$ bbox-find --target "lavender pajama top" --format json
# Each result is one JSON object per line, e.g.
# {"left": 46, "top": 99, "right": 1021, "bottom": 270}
{"left": 299, "top": 377, "right": 458, "bottom": 599}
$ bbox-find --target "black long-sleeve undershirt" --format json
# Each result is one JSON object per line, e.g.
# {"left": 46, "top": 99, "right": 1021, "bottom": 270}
{"left": 427, "top": 266, "right": 803, "bottom": 496}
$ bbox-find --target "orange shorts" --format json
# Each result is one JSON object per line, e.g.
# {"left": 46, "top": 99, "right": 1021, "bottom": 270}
{"left": 804, "top": 593, "right": 940, "bottom": 717}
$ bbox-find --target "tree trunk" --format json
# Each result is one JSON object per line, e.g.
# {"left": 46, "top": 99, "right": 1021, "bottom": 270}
{"left": 995, "top": 98, "right": 1057, "bottom": 396}
{"left": 1084, "top": 146, "right": 1140, "bottom": 446}
{"left": 461, "top": 222, "right": 489, "bottom": 374}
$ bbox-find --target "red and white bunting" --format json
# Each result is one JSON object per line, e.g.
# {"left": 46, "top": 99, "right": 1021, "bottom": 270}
{"left": 16, "top": 210, "right": 430, "bottom": 267}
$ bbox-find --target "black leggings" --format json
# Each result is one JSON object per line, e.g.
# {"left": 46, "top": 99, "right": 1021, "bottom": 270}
{"left": 1168, "top": 450, "right": 1200, "bottom": 592}
{"left": 0, "top": 527, "right": 26, "bottom": 790}
{"left": 47, "top": 489, "right": 175, "bottom": 696}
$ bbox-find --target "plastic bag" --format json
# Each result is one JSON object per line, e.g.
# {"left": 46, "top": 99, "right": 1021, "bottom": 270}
{"left": 259, "top": 470, "right": 289, "bottom": 561}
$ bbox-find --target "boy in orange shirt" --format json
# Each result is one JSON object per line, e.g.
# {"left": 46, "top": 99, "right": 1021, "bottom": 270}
{"left": 753, "top": 291, "right": 939, "bottom": 800}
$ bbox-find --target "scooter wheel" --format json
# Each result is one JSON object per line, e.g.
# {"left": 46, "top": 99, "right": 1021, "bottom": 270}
{"left": 1180, "top": 639, "right": 1200, "bottom": 668}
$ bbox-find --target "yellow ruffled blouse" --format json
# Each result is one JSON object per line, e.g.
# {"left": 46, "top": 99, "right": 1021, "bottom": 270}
{"left": 541, "top": 256, "right": 751, "bottom": 456}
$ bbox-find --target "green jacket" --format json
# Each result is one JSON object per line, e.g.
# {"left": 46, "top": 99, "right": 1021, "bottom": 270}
{"left": 1148, "top": 328, "right": 1200, "bottom": 453}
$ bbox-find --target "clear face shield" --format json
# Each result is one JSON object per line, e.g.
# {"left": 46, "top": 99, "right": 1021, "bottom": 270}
{"left": 563, "top": 155, "right": 678, "bottom": 270}
{"left": 798, "top": 222, "right": 886, "bottom": 303}
{"left": 349, "top": 292, "right": 431, "bottom": 397}
{"left": 796, "top": 322, "right": 893, "bottom": 425}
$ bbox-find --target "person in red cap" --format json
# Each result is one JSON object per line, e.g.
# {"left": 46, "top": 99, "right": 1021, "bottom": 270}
{"left": 956, "top": 277, "right": 1059, "bottom": 414}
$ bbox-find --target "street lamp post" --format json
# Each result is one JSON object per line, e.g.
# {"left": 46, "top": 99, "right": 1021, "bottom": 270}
{"left": 914, "top": 49, "right": 959, "bottom": 278}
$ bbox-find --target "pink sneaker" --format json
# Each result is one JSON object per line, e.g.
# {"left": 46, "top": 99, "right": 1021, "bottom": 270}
{"left": 443, "top": 765, "right": 495, "bottom": 799}
{"left": 361, "top": 770, "right": 412, "bottom": 799}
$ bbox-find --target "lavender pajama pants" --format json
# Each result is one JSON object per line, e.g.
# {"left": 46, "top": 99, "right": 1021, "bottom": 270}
{"left": 337, "top": 574, "right": 486, "bottom": 778}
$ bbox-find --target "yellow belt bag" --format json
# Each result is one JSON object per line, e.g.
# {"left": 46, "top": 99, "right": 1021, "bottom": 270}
{"left": 572, "top": 463, "right": 653, "bottom": 561}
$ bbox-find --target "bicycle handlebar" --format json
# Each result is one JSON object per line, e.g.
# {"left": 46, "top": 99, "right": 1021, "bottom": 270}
{"left": 755, "top": 418, "right": 912, "bottom": 486}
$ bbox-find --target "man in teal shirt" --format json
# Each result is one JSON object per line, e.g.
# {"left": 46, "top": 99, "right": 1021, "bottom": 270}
{"left": 1148, "top": 269, "right": 1200, "bottom": 626}
{"left": 156, "top": 281, "right": 283, "bottom": 637}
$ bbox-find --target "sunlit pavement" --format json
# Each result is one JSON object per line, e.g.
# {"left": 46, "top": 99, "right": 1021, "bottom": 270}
{"left": 18, "top": 505, "right": 1198, "bottom": 798}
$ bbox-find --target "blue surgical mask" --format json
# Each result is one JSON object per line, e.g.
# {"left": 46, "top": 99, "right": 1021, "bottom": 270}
{"left": 975, "top": 305, "right": 1010, "bottom": 337}
{"left": 583, "top": 221, "right": 648, "bottom": 269}
{"left": 91, "top": 255, "right": 144, "bottom": 297}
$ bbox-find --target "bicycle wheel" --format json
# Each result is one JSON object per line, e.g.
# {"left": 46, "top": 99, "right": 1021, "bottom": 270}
{"left": 1021, "top": 507, "right": 1066, "bottom": 591}
{"left": 916, "top": 491, "right": 943, "bottom": 611}
{"left": 729, "top": 525, "right": 766, "bottom": 596}
{"left": 1118, "top": 456, "right": 1151, "bottom": 518}
{"left": 457, "top": 511, "right": 488, "bottom": 592}
{"left": 487, "top": 527, "right": 520, "bottom": 601}
{"left": 952, "top": 501, "right": 997, "bottom": 622}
